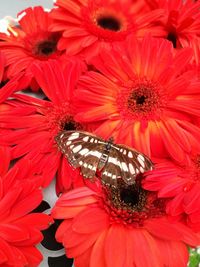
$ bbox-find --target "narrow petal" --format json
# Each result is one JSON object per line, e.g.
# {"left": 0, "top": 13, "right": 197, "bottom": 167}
{"left": 90, "top": 230, "right": 107, "bottom": 267}
{"left": 104, "top": 225, "right": 127, "bottom": 267}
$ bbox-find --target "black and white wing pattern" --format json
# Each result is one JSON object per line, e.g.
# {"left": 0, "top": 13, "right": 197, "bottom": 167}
{"left": 55, "top": 131, "right": 105, "bottom": 179}
{"left": 110, "top": 144, "right": 153, "bottom": 185}
{"left": 55, "top": 130, "right": 154, "bottom": 187}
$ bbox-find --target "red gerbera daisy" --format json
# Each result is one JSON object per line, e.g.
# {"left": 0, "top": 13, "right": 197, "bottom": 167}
{"left": 0, "top": 6, "right": 64, "bottom": 90}
{"left": 143, "top": 153, "right": 200, "bottom": 231}
{"left": 0, "top": 59, "right": 86, "bottom": 192}
{"left": 52, "top": 180, "right": 199, "bottom": 267}
{"left": 145, "top": 0, "right": 200, "bottom": 49}
{"left": 74, "top": 35, "right": 200, "bottom": 163}
{"left": 49, "top": 0, "right": 163, "bottom": 58}
{"left": 0, "top": 146, "right": 52, "bottom": 267}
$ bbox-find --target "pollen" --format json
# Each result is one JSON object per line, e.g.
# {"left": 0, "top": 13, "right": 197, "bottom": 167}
{"left": 101, "top": 181, "right": 166, "bottom": 227}
{"left": 117, "top": 78, "right": 167, "bottom": 120}
{"left": 84, "top": 6, "right": 129, "bottom": 41}
{"left": 24, "top": 32, "right": 60, "bottom": 58}
{"left": 46, "top": 103, "right": 82, "bottom": 136}
{"left": 189, "top": 154, "right": 200, "bottom": 182}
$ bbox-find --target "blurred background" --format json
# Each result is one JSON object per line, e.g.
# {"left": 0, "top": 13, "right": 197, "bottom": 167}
{"left": 0, "top": 0, "right": 53, "bottom": 18}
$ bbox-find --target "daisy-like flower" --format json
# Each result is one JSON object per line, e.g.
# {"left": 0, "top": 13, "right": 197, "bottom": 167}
{"left": 0, "top": 146, "right": 52, "bottom": 267}
{"left": 49, "top": 0, "right": 163, "bottom": 58}
{"left": 145, "top": 0, "right": 200, "bottom": 49}
{"left": 143, "top": 153, "right": 200, "bottom": 231}
{"left": 0, "top": 6, "right": 64, "bottom": 90}
{"left": 52, "top": 179, "right": 200, "bottom": 267}
{"left": 0, "top": 59, "right": 86, "bottom": 192}
{"left": 74, "top": 35, "right": 200, "bottom": 163}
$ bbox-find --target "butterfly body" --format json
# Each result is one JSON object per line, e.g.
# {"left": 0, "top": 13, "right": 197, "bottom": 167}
{"left": 55, "top": 131, "right": 153, "bottom": 187}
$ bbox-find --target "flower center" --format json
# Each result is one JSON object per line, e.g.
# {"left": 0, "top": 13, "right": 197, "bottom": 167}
{"left": 117, "top": 79, "right": 166, "bottom": 120}
{"left": 111, "top": 182, "right": 146, "bottom": 211}
{"left": 102, "top": 180, "right": 166, "bottom": 227}
{"left": 97, "top": 16, "right": 121, "bottom": 31}
{"left": 128, "top": 86, "right": 158, "bottom": 114}
{"left": 82, "top": 5, "right": 130, "bottom": 41}
{"left": 26, "top": 32, "right": 61, "bottom": 58}
{"left": 190, "top": 154, "right": 200, "bottom": 182}
{"left": 36, "top": 40, "right": 57, "bottom": 56}
{"left": 63, "top": 120, "right": 79, "bottom": 131}
{"left": 0, "top": 80, "right": 8, "bottom": 88}
{"left": 166, "top": 32, "right": 177, "bottom": 48}
{"left": 46, "top": 103, "right": 83, "bottom": 136}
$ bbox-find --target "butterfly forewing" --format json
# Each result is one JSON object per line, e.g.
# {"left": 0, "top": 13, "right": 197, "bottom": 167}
{"left": 113, "top": 145, "right": 153, "bottom": 185}
{"left": 56, "top": 131, "right": 105, "bottom": 175}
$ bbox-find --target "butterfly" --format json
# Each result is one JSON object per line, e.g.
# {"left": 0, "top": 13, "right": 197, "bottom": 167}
{"left": 55, "top": 130, "right": 154, "bottom": 187}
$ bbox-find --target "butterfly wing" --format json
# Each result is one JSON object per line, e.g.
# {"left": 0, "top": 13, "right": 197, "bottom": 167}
{"left": 101, "top": 148, "right": 122, "bottom": 187}
{"left": 55, "top": 131, "right": 105, "bottom": 178}
{"left": 56, "top": 130, "right": 154, "bottom": 187}
{"left": 112, "top": 144, "right": 153, "bottom": 185}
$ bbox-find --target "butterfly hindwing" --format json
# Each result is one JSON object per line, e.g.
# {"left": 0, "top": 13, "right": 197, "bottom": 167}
{"left": 100, "top": 148, "right": 122, "bottom": 187}
{"left": 78, "top": 146, "right": 105, "bottom": 178}
{"left": 118, "top": 145, "right": 153, "bottom": 184}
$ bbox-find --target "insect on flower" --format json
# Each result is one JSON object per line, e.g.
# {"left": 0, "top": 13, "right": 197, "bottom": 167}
{"left": 55, "top": 130, "right": 154, "bottom": 187}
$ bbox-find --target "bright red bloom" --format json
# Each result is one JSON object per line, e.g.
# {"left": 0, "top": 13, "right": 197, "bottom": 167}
{"left": 0, "top": 146, "right": 52, "bottom": 267}
{"left": 0, "top": 60, "right": 86, "bottom": 192}
{"left": 52, "top": 181, "right": 199, "bottom": 267}
{"left": 49, "top": 0, "right": 163, "bottom": 58}
{"left": 143, "top": 154, "right": 200, "bottom": 231}
{"left": 145, "top": 0, "right": 200, "bottom": 49}
{"left": 0, "top": 6, "right": 64, "bottom": 90}
{"left": 74, "top": 35, "right": 200, "bottom": 163}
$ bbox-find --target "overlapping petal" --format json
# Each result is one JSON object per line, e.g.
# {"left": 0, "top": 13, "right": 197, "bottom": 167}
{"left": 0, "top": 147, "right": 52, "bottom": 267}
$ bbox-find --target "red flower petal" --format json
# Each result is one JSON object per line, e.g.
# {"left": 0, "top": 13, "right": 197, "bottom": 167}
{"left": 105, "top": 225, "right": 127, "bottom": 267}
{"left": 73, "top": 207, "right": 109, "bottom": 233}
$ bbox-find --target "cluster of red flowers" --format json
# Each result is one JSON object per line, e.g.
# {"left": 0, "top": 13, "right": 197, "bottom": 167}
{"left": 0, "top": 0, "right": 200, "bottom": 266}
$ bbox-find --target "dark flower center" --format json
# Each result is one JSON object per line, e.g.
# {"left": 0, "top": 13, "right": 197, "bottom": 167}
{"left": 102, "top": 179, "right": 166, "bottom": 227}
{"left": 110, "top": 182, "right": 146, "bottom": 211}
{"left": 135, "top": 95, "right": 146, "bottom": 105}
{"left": 63, "top": 120, "right": 78, "bottom": 131}
{"left": 120, "top": 187, "right": 140, "bottom": 206}
{"left": 36, "top": 40, "right": 57, "bottom": 56}
{"left": 117, "top": 79, "right": 166, "bottom": 120}
{"left": 47, "top": 103, "right": 84, "bottom": 135}
{"left": 167, "top": 32, "right": 177, "bottom": 48}
{"left": 97, "top": 16, "right": 121, "bottom": 31}
{"left": 0, "top": 80, "right": 8, "bottom": 88}
{"left": 128, "top": 86, "right": 159, "bottom": 114}
{"left": 60, "top": 115, "right": 83, "bottom": 132}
